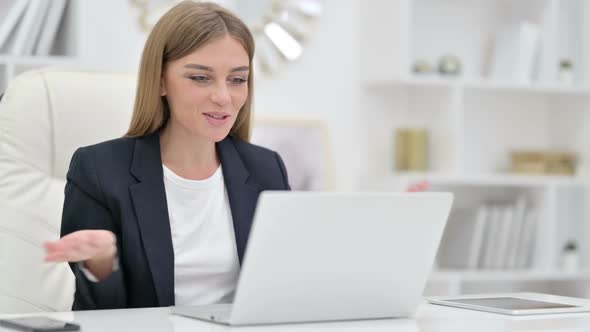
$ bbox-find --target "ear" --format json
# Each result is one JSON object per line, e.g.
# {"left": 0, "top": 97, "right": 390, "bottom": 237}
{"left": 160, "top": 72, "right": 167, "bottom": 96}
{"left": 160, "top": 75, "right": 168, "bottom": 97}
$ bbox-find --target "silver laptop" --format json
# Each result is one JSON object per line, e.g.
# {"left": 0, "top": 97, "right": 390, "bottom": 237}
{"left": 171, "top": 191, "right": 453, "bottom": 325}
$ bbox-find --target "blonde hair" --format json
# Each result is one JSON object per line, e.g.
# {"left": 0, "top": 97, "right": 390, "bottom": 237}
{"left": 126, "top": 1, "right": 255, "bottom": 141}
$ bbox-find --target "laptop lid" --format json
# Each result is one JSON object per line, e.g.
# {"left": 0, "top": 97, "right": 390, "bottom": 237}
{"left": 228, "top": 191, "right": 453, "bottom": 325}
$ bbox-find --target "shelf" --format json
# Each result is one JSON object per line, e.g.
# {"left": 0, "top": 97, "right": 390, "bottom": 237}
{"left": 365, "top": 76, "right": 590, "bottom": 96}
{"left": 431, "top": 269, "right": 590, "bottom": 282}
{"left": 363, "top": 76, "right": 460, "bottom": 89}
{"left": 381, "top": 172, "right": 590, "bottom": 188}
{"left": 465, "top": 80, "right": 590, "bottom": 96}
{"left": 361, "top": 1, "right": 590, "bottom": 294}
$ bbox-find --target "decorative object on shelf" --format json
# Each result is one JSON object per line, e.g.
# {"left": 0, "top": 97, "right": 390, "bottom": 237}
{"left": 510, "top": 151, "right": 577, "bottom": 175}
{"left": 129, "top": 0, "right": 322, "bottom": 76}
{"left": 412, "top": 59, "right": 433, "bottom": 75}
{"left": 558, "top": 59, "right": 574, "bottom": 85}
{"left": 490, "top": 22, "right": 539, "bottom": 84}
{"left": 395, "top": 128, "right": 428, "bottom": 171}
{"left": 437, "top": 55, "right": 461, "bottom": 76}
{"left": 560, "top": 240, "right": 579, "bottom": 272}
{"left": 129, "top": 0, "right": 170, "bottom": 32}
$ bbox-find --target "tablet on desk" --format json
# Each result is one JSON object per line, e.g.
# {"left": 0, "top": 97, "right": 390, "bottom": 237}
{"left": 428, "top": 293, "right": 590, "bottom": 315}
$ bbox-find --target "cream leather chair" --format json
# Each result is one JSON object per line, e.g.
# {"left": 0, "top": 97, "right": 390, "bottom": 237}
{"left": 0, "top": 69, "right": 136, "bottom": 313}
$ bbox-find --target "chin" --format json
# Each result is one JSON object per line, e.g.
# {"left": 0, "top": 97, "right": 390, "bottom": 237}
{"left": 207, "top": 129, "right": 232, "bottom": 142}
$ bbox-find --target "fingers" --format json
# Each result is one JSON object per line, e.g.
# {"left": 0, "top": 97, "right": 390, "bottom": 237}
{"left": 43, "top": 241, "right": 62, "bottom": 252}
{"left": 43, "top": 230, "right": 116, "bottom": 263}
{"left": 44, "top": 252, "right": 71, "bottom": 262}
{"left": 44, "top": 239, "right": 87, "bottom": 262}
{"left": 406, "top": 180, "right": 431, "bottom": 192}
{"left": 43, "top": 241, "right": 70, "bottom": 262}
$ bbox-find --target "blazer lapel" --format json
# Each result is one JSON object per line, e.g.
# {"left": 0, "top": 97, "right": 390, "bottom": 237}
{"left": 129, "top": 134, "right": 175, "bottom": 307}
{"left": 126, "top": 135, "right": 260, "bottom": 306}
{"left": 217, "top": 137, "right": 261, "bottom": 263}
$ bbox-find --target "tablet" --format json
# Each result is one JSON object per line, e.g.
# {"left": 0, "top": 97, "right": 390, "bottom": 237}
{"left": 428, "top": 294, "right": 590, "bottom": 315}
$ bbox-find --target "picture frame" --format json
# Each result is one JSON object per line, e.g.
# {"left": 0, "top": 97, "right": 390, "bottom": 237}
{"left": 251, "top": 116, "right": 334, "bottom": 191}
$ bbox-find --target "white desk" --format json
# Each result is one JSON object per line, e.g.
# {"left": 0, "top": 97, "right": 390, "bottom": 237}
{"left": 2, "top": 294, "right": 590, "bottom": 332}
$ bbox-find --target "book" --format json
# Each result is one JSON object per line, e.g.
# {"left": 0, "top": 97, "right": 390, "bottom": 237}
{"left": 481, "top": 205, "right": 500, "bottom": 269}
{"left": 34, "top": 0, "right": 67, "bottom": 56}
{"left": 21, "top": 0, "right": 50, "bottom": 55}
{"left": 516, "top": 208, "right": 538, "bottom": 268}
{"left": 505, "top": 197, "right": 527, "bottom": 268}
{"left": 436, "top": 207, "right": 479, "bottom": 269}
{"left": 0, "top": 0, "right": 29, "bottom": 52}
{"left": 466, "top": 205, "right": 488, "bottom": 269}
{"left": 490, "top": 21, "right": 540, "bottom": 84}
{"left": 494, "top": 205, "right": 513, "bottom": 269}
{"left": 9, "top": 0, "right": 44, "bottom": 55}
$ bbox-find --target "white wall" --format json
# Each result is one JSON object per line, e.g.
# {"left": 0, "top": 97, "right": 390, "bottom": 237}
{"left": 73, "top": 0, "right": 363, "bottom": 190}
{"left": 254, "top": 1, "right": 362, "bottom": 190}
{"left": 72, "top": 0, "right": 147, "bottom": 71}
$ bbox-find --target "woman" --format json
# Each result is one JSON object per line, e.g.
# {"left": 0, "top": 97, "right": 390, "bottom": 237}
{"left": 44, "top": 1, "right": 289, "bottom": 310}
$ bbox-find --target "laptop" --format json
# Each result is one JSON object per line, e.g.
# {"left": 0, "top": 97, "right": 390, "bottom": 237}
{"left": 171, "top": 191, "right": 453, "bottom": 325}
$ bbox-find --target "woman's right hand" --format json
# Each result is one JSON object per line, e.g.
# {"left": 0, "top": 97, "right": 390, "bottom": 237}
{"left": 44, "top": 230, "right": 117, "bottom": 281}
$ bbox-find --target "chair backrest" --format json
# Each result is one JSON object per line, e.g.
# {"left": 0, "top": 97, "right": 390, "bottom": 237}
{"left": 0, "top": 69, "right": 136, "bottom": 313}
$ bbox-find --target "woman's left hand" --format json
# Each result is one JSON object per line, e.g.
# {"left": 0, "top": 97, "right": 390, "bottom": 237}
{"left": 406, "top": 180, "right": 430, "bottom": 192}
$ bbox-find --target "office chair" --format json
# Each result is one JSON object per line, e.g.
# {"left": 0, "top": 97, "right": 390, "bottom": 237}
{"left": 0, "top": 69, "right": 136, "bottom": 313}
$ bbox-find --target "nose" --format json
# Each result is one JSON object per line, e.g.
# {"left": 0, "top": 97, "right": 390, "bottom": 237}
{"left": 210, "top": 84, "right": 231, "bottom": 106}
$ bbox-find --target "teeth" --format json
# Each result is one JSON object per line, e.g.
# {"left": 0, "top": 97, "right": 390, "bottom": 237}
{"left": 206, "top": 114, "right": 225, "bottom": 119}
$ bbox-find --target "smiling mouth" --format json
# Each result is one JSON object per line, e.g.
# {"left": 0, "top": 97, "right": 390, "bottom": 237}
{"left": 203, "top": 113, "right": 230, "bottom": 120}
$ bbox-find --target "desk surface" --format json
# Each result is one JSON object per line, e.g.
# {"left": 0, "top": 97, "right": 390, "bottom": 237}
{"left": 2, "top": 294, "right": 590, "bottom": 332}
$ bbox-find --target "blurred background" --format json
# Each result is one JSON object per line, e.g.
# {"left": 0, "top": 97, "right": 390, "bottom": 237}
{"left": 1, "top": 0, "right": 590, "bottom": 312}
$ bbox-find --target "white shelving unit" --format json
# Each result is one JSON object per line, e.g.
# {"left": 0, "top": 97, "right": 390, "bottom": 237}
{"left": 426, "top": 269, "right": 590, "bottom": 298}
{"left": 0, "top": 1, "right": 80, "bottom": 93}
{"left": 360, "top": 0, "right": 590, "bottom": 297}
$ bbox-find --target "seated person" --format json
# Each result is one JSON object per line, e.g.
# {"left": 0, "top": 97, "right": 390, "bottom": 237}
{"left": 44, "top": 1, "right": 290, "bottom": 310}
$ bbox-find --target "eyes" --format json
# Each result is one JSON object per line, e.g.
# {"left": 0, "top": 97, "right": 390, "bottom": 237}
{"left": 188, "top": 75, "right": 248, "bottom": 85}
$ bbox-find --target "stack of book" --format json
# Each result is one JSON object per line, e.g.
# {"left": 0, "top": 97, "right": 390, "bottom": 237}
{"left": 437, "top": 196, "right": 538, "bottom": 270}
{"left": 0, "top": 0, "right": 68, "bottom": 56}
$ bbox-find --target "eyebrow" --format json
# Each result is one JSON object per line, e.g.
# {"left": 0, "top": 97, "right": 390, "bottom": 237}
{"left": 184, "top": 63, "right": 249, "bottom": 72}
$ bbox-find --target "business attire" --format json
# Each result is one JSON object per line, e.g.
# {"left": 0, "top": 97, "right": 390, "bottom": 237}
{"left": 60, "top": 133, "right": 290, "bottom": 310}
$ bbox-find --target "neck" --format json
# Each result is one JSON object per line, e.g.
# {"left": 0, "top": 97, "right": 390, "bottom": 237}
{"left": 159, "top": 123, "right": 220, "bottom": 180}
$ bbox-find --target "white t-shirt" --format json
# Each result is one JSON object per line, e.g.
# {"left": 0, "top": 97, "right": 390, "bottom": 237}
{"left": 162, "top": 164, "right": 240, "bottom": 306}
{"left": 80, "top": 164, "right": 240, "bottom": 305}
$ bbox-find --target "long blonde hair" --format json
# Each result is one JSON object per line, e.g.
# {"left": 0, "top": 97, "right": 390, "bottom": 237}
{"left": 126, "top": 1, "right": 255, "bottom": 141}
